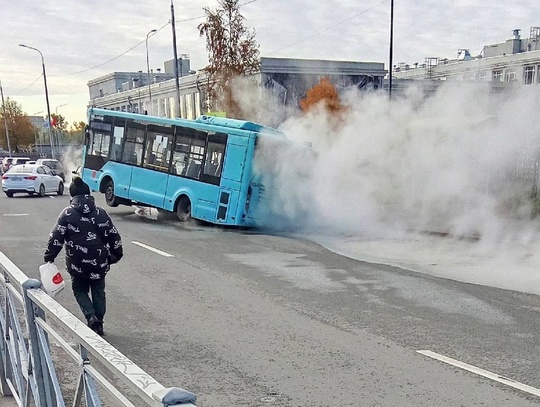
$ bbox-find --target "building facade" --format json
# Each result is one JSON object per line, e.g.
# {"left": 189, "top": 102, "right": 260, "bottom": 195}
{"left": 393, "top": 27, "right": 540, "bottom": 85}
{"left": 87, "top": 57, "right": 387, "bottom": 126}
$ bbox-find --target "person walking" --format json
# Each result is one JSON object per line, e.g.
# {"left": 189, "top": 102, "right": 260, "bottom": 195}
{"left": 44, "top": 177, "right": 123, "bottom": 335}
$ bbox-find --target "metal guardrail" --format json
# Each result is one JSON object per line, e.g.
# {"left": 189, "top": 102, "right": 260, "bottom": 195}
{"left": 0, "top": 251, "right": 196, "bottom": 407}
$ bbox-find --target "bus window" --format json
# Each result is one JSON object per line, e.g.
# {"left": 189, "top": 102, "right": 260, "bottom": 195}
{"left": 204, "top": 132, "right": 227, "bottom": 179}
{"left": 123, "top": 122, "right": 145, "bottom": 165}
{"left": 144, "top": 126, "right": 173, "bottom": 172}
{"left": 185, "top": 138, "right": 205, "bottom": 179}
{"left": 173, "top": 126, "right": 206, "bottom": 179}
{"left": 110, "top": 126, "right": 124, "bottom": 161}
{"left": 203, "top": 142, "right": 225, "bottom": 177}
{"left": 171, "top": 135, "right": 189, "bottom": 175}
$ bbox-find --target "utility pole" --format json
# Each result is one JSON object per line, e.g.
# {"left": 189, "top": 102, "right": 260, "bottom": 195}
{"left": 388, "top": 0, "right": 394, "bottom": 99}
{"left": 146, "top": 29, "right": 157, "bottom": 115}
{"left": 0, "top": 81, "right": 12, "bottom": 156}
{"left": 171, "top": 0, "right": 181, "bottom": 117}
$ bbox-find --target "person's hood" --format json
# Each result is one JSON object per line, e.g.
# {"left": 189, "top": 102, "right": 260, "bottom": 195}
{"left": 70, "top": 194, "right": 96, "bottom": 214}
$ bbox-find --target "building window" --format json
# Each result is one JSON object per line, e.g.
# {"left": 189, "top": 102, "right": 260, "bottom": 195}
{"left": 505, "top": 68, "right": 517, "bottom": 82}
{"left": 194, "top": 92, "right": 201, "bottom": 117}
{"left": 492, "top": 70, "right": 503, "bottom": 82}
{"left": 180, "top": 95, "right": 185, "bottom": 119}
{"left": 169, "top": 97, "right": 175, "bottom": 118}
{"left": 524, "top": 66, "right": 536, "bottom": 85}
{"left": 185, "top": 94, "right": 194, "bottom": 119}
{"left": 476, "top": 71, "right": 487, "bottom": 82}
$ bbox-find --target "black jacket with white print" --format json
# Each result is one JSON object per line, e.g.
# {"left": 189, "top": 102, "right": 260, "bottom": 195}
{"left": 44, "top": 194, "right": 123, "bottom": 279}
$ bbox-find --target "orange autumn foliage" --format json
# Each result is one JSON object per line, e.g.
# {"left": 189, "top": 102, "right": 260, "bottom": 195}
{"left": 300, "top": 77, "right": 345, "bottom": 114}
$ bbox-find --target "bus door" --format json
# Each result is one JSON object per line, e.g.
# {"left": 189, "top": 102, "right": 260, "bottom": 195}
{"left": 109, "top": 123, "right": 132, "bottom": 199}
{"left": 217, "top": 139, "right": 247, "bottom": 222}
{"left": 128, "top": 125, "right": 173, "bottom": 208}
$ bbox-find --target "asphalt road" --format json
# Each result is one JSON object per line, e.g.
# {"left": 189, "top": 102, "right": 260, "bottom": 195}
{"left": 1, "top": 191, "right": 540, "bottom": 406}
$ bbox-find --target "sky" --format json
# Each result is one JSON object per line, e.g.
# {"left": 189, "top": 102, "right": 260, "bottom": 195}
{"left": 1, "top": 0, "right": 540, "bottom": 125}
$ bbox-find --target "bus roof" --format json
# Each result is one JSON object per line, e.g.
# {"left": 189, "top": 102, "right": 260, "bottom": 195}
{"left": 88, "top": 108, "right": 286, "bottom": 138}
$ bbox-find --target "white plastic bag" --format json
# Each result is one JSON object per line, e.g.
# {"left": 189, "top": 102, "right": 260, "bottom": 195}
{"left": 39, "top": 262, "right": 65, "bottom": 298}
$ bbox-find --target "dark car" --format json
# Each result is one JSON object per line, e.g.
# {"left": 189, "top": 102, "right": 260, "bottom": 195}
{"left": 35, "top": 159, "right": 65, "bottom": 181}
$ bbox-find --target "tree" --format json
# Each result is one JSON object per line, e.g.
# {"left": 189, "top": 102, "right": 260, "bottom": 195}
{"left": 51, "top": 113, "right": 68, "bottom": 134}
{"left": 66, "top": 121, "right": 86, "bottom": 144}
{"left": 0, "top": 98, "right": 37, "bottom": 152}
{"left": 300, "top": 77, "right": 346, "bottom": 114}
{"left": 198, "top": 0, "right": 260, "bottom": 118}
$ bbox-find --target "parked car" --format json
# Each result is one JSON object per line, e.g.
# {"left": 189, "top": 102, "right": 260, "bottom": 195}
{"left": 1, "top": 157, "right": 14, "bottom": 173}
{"left": 1, "top": 157, "right": 32, "bottom": 174}
{"left": 35, "top": 158, "right": 65, "bottom": 181}
{"left": 1, "top": 164, "right": 64, "bottom": 197}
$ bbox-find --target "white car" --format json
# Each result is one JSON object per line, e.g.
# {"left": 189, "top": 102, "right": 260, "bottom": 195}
{"left": 1, "top": 164, "right": 64, "bottom": 197}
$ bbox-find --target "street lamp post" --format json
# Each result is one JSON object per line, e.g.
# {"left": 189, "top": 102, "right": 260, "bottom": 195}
{"left": 171, "top": 0, "right": 181, "bottom": 118}
{"left": 0, "top": 80, "right": 12, "bottom": 156}
{"left": 146, "top": 29, "right": 157, "bottom": 115}
{"left": 55, "top": 103, "right": 68, "bottom": 154}
{"left": 388, "top": 0, "right": 394, "bottom": 99}
{"left": 19, "top": 44, "right": 55, "bottom": 158}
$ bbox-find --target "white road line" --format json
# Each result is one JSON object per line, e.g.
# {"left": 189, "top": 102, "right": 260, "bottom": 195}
{"left": 131, "top": 241, "right": 174, "bottom": 257}
{"left": 3, "top": 214, "right": 29, "bottom": 216}
{"left": 417, "top": 350, "right": 540, "bottom": 397}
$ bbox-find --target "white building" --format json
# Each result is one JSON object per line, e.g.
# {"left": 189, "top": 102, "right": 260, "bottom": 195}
{"left": 393, "top": 27, "right": 540, "bottom": 85}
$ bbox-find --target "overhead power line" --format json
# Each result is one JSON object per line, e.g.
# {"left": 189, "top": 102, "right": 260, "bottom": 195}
{"left": 268, "top": 0, "right": 388, "bottom": 54}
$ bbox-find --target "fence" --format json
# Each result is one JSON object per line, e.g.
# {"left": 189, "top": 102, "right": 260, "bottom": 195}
{"left": 0, "top": 251, "right": 196, "bottom": 407}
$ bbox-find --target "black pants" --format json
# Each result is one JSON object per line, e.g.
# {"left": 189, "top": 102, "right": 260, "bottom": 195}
{"left": 71, "top": 275, "right": 106, "bottom": 323}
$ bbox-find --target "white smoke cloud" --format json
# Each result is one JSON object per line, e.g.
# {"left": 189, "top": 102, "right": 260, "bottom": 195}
{"left": 252, "top": 81, "right": 540, "bottom": 246}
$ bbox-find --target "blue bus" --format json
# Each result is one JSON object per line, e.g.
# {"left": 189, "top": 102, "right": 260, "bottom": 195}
{"left": 80, "top": 107, "right": 287, "bottom": 226}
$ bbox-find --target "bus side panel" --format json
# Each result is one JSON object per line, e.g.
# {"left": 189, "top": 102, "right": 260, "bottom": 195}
{"left": 81, "top": 167, "right": 99, "bottom": 192}
{"left": 163, "top": 176, "right": 220, "bottom": 220}
{"left": 195, "top": 197, "right": 219, "bottom": 222}
{"left": 107, "top": 162, "right": 133, "bottom": 199}
{"left": 83, "top": 162, "right": 132, "bottom": 200}
{"left": 128, "top": 167, "right": 167, "bottom": 208}
{"left": 222, "top": 143, "right": 246, "bottom": 182}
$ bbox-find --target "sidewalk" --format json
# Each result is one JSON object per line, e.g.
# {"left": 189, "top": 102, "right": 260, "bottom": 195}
{"left": 313, "top": 230, "right": 540, "bottom": 296}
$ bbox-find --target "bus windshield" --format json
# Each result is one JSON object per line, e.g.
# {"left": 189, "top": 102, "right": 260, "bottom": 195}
{"left": 80, "top": 108, "right": 287, "bottom": 227}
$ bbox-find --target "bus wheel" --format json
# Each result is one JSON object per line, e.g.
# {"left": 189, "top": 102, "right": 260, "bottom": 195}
{"left": 176, "top": 196, "right": 191, "bottom": 222}
{"left": 104, "top": 180, "right": 119, "bottom": 207}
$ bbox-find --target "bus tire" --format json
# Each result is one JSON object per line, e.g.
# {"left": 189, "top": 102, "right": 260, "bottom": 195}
{"left": 176, "top": 195, "right": 191, "bottom": 222}
{"left": 104, "top": 180, "right": 119, "bottom": 207}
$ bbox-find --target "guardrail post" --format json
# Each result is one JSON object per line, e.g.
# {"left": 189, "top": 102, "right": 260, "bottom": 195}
{"left": 22, "top": 278, "right": 52, "bottom": 407}
{"left": 0, "top": 271, "right": 12, "bottom": 396}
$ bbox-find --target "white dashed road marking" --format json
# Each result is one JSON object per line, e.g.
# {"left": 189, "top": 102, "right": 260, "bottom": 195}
{"left": 417, "top": 350, "right": 540, "bottom": 397}
{"left": 3, "top": 214, "right": 29, "bottom": 216}
{"left": 131, "top": 241, "right": 174, "bottom": 257}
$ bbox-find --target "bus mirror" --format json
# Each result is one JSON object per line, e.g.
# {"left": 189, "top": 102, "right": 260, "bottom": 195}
{"left": 84, "top": 128, "right": 90, "bottom": 146}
